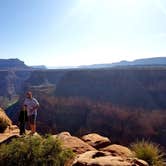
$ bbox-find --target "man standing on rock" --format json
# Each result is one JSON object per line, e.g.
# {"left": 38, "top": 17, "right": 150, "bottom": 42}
{"left": 24, "top": 91, "right": 39, "bottom": 135}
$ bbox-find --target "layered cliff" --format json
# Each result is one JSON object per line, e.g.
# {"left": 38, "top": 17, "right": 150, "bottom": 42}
{"left": 1, "top": 67, "right": 166, "bottom": 109}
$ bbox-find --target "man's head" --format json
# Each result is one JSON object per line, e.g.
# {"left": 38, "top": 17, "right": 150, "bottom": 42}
{"left": 26, "top": 91, "right": 33, "bottom": 99}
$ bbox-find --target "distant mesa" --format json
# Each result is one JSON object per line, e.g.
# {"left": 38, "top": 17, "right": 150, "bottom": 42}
{"left": 0, "top": 59, "right": 47, "bottom": 70}
{"left": 79, "top": 57, "right": 166, "bottom": 69}
{"left": 0, "top": 58, "right": 29, "bottom": 70}
{"left": 1, "top": 57, "right": 166, "bottom": 70}
{"left": 30, "top": 65, "right": 47, "bottom": 70}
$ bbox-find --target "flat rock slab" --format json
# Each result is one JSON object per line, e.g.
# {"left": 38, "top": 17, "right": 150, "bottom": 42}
{"left": 100, "top": 144, "right": 134, "bottom": 158}
{"left": 82, "top": 133, "right": 111, "bottom": 149}
{"left": 72, "top": 151, "right": 131, "bottom": 166}
{"left": 72, "top": 151, "right": 149, "bottom": 166}
{"left": 0, "top": 126, "right": 20, "bottom": 145}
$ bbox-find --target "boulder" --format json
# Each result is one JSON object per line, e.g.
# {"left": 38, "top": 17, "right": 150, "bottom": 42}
{"left": 55, "top": 132, "right": 95, "bottom": 154}
{"left": 0, "top": 108, "right": 12, "bottom": 131}
{"left": 72, "top": 150, "right": 131, "bottom": 166}
{"left": 100, "top": 144, "right": 134, "bottom": 158}
{"left": 72, "top": 150, "right": 149, "bottom": 166}
{"left": 0, "top": 134, "right": 20, "bottom": 145}
{"left": 133, "top": 158, "right": 149, "bottom": 166}
{"left": 0, "top": 125, "right": 20, "bottom": 145}
{"left": 9, "top": 125, "right": 18, "bottom": 130}
{"left": 57, "top": 131, "right": 71, "bottom": 138}
{"left": 81, "top": 133, "right": 111, "bottom": 149}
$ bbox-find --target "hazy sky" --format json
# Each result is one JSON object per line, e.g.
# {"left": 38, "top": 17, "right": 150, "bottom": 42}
{"left": 0, "top": 0, "right": 166, "bottom": 66}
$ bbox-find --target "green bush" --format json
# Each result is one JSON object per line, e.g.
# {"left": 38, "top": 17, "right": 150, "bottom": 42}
{"left": 130, "top": 140, "right": 166, "bottom": 166}
{"left": 0, "top": 135, "right": 74, "bottom": 166}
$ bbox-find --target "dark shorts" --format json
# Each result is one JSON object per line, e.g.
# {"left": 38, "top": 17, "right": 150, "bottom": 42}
{"left": 28, "top": 114, "right": 37, "bottom": 125}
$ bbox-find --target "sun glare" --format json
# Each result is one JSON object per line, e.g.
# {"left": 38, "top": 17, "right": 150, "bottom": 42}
{"left": 154, "top": 0, "right": 166, "bottom": 15}
{"left": 79, "top": 0, "right": 138, "bottom": 6}
{"left": 102, "top": 0, "right": 138, "bottom": 7}
{"left": 78, "top": 0, "right": 141, "bottom": 13}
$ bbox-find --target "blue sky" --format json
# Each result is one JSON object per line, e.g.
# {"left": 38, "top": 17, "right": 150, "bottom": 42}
{"left": 0, "top": 0, "right": 166, "bottom": 66}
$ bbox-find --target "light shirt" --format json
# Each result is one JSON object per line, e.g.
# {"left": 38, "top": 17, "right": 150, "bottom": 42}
{"left": 24, "top": 97, "right": 39, "bottom": 116}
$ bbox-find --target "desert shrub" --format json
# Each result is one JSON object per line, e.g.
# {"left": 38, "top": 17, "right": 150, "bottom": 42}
{"left": 131, "top": 140, "right": 166, "bottom": 166}
{"left": 0, "top": 135, "right": 74, "bottom": 166}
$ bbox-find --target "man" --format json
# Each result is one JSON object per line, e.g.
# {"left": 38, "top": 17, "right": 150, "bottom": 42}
{"left": 18, "top": 104, "right": 28, "bottom": 135}
{"left": 24, "top": 91, "right": 39, "bottom": 134}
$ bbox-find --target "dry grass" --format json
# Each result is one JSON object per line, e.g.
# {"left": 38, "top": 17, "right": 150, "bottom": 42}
{"left": 131, "top": 140, "right": 166, "bottom": 166}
